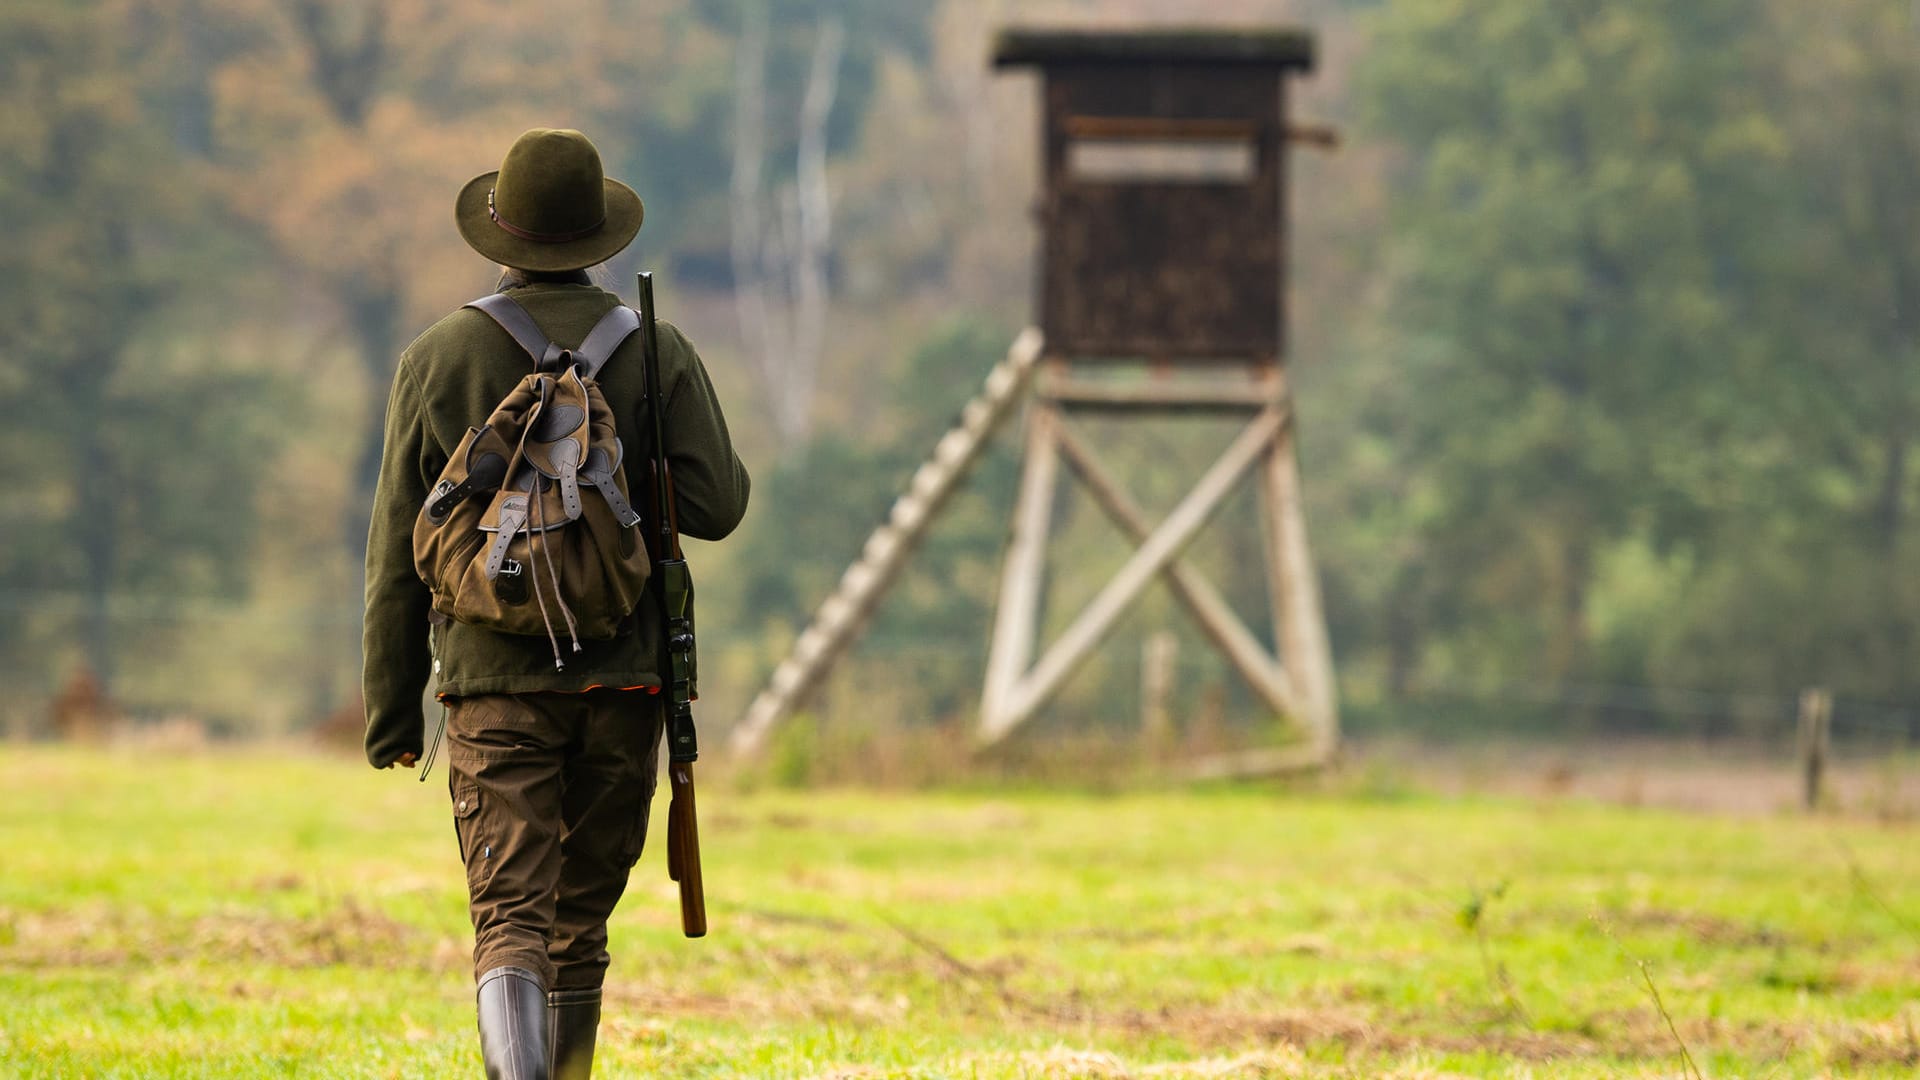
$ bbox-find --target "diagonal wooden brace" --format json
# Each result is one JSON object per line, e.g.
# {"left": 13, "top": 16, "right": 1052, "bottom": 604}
{"left": 1051, "top": 413, "right": 1299, "bottom": 720}
{"left": 732, "top": 329, "right": 1045, "bottom": 756}
{"left": 980, "top": 408, "right": 1285, "bottom": 745}
{"left": 1261, "top": 420, "right": 1338, "bottom": 754}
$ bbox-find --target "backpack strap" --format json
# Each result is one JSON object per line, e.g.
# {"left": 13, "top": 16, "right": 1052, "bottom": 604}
{"left": 467, "top": 294, "right": 642, "bottom": 380}
{"left": 466, "top": 294, "right": 550, "bottom": 363}
{"left": 572, "top": 305, "right": 641, "bottom": 379}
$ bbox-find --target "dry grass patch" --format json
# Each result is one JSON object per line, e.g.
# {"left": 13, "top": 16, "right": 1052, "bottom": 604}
{"left": 0, "top": 898, "right": 436, "bottom": 970}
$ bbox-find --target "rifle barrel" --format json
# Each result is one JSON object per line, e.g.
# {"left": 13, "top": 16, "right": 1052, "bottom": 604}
{"left": 637, "top": 272, "right": 676, "bottom": 561}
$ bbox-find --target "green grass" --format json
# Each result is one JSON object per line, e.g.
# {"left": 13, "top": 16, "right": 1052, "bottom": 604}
{"left": 0, "top": 745, "right": 1915, "bottom": 1078}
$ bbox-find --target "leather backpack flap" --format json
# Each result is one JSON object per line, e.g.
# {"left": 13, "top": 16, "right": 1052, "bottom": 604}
{"left": 423, "top": 426, "right": 514, "bottom": 527}
{"left": 521, "top": 366, "right": 593, "bottom": 522}
{"left": 578, "top": 387, "right": 643, "bottom": 530}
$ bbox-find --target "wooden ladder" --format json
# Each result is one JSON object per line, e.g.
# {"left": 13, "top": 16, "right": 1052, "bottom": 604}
{"left": 728, "top": 328, "right": 1045, "bottom": 755}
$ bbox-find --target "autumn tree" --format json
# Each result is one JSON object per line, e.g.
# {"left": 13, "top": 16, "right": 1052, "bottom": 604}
{"left": 204, "top": 0, "right": 502, "bottom": 563}
{"left": 0, "top": 0, "right": 281, "bottom": 692}
{"left": 698, "top": 0, "right": 939, "bottom": 452}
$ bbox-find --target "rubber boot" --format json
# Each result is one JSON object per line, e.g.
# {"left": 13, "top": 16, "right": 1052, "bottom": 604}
{"left": 547, "top": 987, "right": 602, "bottom": 1080}
{"left": 476, "top": 966, "right": 551, "bottom": 1080}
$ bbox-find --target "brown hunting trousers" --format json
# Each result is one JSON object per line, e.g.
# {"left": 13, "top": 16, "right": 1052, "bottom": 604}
{"left": 445, "top": 689, "right": 664, "bottom": 990}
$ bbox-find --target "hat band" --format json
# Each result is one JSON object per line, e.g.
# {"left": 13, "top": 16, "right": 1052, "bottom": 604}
{"left": 488, "top": 187, "right": 606, "bottom": 244}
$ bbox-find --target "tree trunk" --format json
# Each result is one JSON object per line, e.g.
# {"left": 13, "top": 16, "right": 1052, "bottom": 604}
{"left": 285, "top": 0, "right": 387, "bottom": 128}
{"left": 70, "top": 218, "right": 144, "bottom": 695}
{"left": 729, "top": 5, "right": 774, "bottom": 436}
{"left": 728, "top": 10, "right": 842, "bottom": 454}
{"left": 342, "top": 279, "right": 401, "bottom": 570}
{"left": 785, "top": 15, "right": 843, "bottom": 446}
{"left": 1384, "top": 569, "right": 1420, "bottom": 700}
{"left": 1875, "top": 414, "right": 1908, "bottom": 554}
{"left": 1545, "top": 534, "right": 1591, "bottom": 679}
{"left": 75, "top": 411, "right": 118, "bottom": 695}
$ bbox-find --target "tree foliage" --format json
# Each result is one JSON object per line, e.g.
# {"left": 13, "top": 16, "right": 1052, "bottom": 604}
{"left": 0, "top": 0, "right": 283, "bottom": 689}
{"left": 4, "top": 0, "right": 1917, "bottom": 736}
{"left": 1343, "top": 0, "right": 1920, "bottom": 715}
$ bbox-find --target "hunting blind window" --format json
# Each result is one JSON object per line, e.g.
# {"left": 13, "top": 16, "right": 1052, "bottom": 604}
{"left": 1067, "top": 137, "right": 1257, "bottom": 184}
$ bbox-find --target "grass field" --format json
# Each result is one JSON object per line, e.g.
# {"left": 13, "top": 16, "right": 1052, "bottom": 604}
{"left": 0, "top": 745, "right": 1915, "bottom": 1078}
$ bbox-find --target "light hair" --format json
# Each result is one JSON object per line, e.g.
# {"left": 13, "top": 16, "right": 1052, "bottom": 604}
{"left": 496, "top": 264, "right": 611, "bottom": 290}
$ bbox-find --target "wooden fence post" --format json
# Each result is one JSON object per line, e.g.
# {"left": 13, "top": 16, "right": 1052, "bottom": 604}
{"left": 1797, "top": 687, "right": 1832, "bottom": 812}
{"left": 1140, "top": 631, "right": 1178, "bottom": 752}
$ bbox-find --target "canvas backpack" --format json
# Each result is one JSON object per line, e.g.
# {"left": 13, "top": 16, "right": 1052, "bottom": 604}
{"left": 412, "top": 293, "right": 652, "bottom": 667}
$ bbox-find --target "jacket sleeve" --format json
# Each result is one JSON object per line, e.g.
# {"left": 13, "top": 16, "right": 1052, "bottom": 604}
{"left": 658, "top": 323, "right": 751, "bottom": 541}
{"left": 361, "top": 357, "right": 434, "bottom": 768}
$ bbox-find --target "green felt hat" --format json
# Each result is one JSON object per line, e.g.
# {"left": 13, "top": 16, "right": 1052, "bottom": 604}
{"left": 455, "top": 128, "right": 644, "bottom": 272}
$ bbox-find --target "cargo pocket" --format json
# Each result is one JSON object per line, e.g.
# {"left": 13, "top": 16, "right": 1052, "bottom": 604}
{"left": 451, "top": 774, "right": 489, "bottom": 888}
{"left": 624, "top": 759, "right": 663, "bottom": 868}
{"left": 621, "top": 793, "right": 653, "bottom": 868}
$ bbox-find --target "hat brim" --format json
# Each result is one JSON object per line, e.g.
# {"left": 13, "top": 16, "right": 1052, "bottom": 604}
{"left": 454, "top": 171, "right": 644, "bottom": 272}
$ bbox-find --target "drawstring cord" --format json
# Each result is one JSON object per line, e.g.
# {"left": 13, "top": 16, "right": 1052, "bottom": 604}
{"left": 417, "top": 702, "right": 447, "bottom": 782}
{"left": 418, "top": 623, "right": 447, "bottom": 782}
{"left": 527, "top": 478, "right": 566, "bottom": 670}
{"left": 535, "top": 479, "right": 582, "bottom": 652}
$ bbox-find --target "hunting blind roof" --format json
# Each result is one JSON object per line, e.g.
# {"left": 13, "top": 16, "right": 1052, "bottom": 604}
{"left": 992, "top": 28, "right": 1316, "bottom": 71}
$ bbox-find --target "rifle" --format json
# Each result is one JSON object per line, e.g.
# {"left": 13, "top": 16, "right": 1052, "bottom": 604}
{"left": 638, "top": 271, "right": 706, "bottom": 939}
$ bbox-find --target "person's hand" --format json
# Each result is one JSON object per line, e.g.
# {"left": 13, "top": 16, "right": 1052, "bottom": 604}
{"left": 388, "top": 752, "right": 419, "bottom": 769}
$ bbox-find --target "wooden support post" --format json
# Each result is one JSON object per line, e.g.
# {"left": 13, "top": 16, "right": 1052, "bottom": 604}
{"left": 1140, "top": 630, "right": 1178, "bottom": 752}
{"left": 1261, "top": 401, "right": 1339, "bottom": 757}
{"left": 1798, "top": 687, "right": 1832, "bottom": 812}
{"left": 730, "top": 329, "right": 1044, "bottom": 755}
{"left": 980, "top": 397, "right": 1062, "bottom": 734}
{"left": 1052, "top": 417, "right": 1298, "bottom": 717}
{"left": 982, "top": 408, "right": 1283, "bottom": 745}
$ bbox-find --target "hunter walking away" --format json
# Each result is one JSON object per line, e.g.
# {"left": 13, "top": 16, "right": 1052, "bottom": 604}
{"left": 6, "top": 4, "right": 1918, "bottom": 1077}
{"left": 362, "top": 127, "right": 749, "bottom": 1079}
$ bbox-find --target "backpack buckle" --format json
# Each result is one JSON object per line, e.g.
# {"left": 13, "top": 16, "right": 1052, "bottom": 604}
{"left": 492, "top": 556, "right": 529, "bottom": 607}
{"left": 425, "top": 479, "right": 458, "bottom": 525}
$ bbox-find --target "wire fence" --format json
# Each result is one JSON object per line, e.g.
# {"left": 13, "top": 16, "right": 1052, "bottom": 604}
{"left": 1384, "top": 676, "right": 1920, "bottom": 743}
{"left": 5, "top": 596, "right": 1917, "bottom": 777}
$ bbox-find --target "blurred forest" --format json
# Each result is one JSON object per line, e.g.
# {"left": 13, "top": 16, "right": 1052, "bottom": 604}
{"left": 3, "top": 0, "right": 1917, "bottom": 749}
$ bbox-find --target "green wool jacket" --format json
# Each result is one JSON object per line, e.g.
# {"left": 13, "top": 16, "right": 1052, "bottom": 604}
{"left": 361, "top": 281, "right": 751, "bottom": 768}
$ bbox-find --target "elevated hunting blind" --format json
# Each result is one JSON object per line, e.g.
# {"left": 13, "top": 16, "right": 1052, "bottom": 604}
{"left": 997, "top": 28, "right": 1313, "bottom": 361}
{"left": 732, "top": 28, "right": 1338, "bottom": 772}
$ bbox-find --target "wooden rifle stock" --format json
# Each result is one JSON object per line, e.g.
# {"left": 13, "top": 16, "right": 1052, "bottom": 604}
{"left": 666, "top": 760, "right": 706, "bottom": 937}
